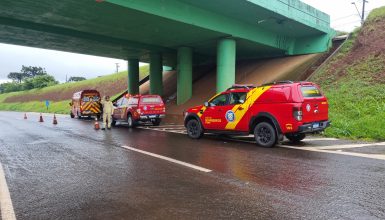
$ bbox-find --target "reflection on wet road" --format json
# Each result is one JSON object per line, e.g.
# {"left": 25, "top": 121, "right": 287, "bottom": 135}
{"left": 0, "top": 111, "right": 384, "bottom": 219}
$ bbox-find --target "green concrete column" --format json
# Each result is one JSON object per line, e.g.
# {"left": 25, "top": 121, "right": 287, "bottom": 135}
{"left": 217, "top": 38, "right": 236, "bottom": 93}
{"left": 177, "top": 47, "right": 193, "bottom": 105}
{"left": 128, "top": 59, "right": 139, "bottom": 94}
{"left": 150, "top": 53, "right": 163, "bottom": 95}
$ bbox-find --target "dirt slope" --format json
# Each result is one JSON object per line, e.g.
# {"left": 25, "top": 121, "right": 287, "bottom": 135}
{"left": 166, "top": 54, "right": 321, "bottom": 116}
{"left": 308, "top": 6, "right": 385, "bottom": 140}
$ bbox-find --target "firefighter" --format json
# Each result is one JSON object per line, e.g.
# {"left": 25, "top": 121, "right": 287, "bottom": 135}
{"left": 101, "top": 95, "right": 114, "bottom": 130}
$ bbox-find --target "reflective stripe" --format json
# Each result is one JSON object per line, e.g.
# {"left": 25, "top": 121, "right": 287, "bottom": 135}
{"left": 197, "top": 106, "right": 207, "bottom": 118}
{"left": 82, "top": 102, "right": 101, "bottom": 113}
{"left": 225, "top": 86, "right": 271, "bottom": 130}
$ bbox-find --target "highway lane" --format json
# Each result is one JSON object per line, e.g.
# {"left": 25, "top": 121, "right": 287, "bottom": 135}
{"left": 0, "top": 111, "right": 384, "bottom": 219}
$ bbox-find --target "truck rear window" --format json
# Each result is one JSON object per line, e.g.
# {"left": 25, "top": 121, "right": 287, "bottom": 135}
{"left": 301, "top": 86, "right": 322, "bottom": 98}
{"left": 141, "top": 97, "right": 162, "bottom": 104}
{"left": 82, "top": 96, "right": 99, "bottom": 102}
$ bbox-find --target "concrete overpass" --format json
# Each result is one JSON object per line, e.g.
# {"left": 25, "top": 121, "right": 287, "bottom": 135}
{"left": 0, "top": 0, "right": 334, "bottom": 104}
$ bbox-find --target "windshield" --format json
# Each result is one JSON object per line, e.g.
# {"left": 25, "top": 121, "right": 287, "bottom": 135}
{"left": 301, "top": 86, "right": 322, "bottom": 98}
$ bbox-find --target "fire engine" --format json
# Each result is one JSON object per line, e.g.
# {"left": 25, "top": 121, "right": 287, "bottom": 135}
{"left": 70, "top": 90, "right": 102, "bottom": 119}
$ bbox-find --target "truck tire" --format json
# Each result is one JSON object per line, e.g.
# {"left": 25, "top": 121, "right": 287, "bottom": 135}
{"left": 70, "top": 112, "right": 75, "bottom": 118}
{"left": 254, "top": 122, "right": 277, "bottom": 148}
{"left": 285, "top": 133, "right": 306, "bottom": 143}
{"left": 127, "top": 114, "right": 136, "bottom": 128}
{"left": 152, "top": 119, "right": 161, "bottom": 126}
{"left": 186, "top": 119, "right": 204, "bottom": 139}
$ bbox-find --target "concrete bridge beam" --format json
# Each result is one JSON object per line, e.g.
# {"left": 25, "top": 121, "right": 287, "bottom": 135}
{"left": 217, "top": 38, "right": 236, "bottom": 93}
{"left": 177, "top": 47, "right": 193, "bottom": 105}
{"left": 128, "top": 58, "right": 140, "bottom": 95}
{"left": 150, "top": 53, "right": 163, "bottom": 96}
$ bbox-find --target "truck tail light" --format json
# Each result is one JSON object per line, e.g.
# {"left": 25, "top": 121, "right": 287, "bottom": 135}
{"left": 162, "top": 107, "right": 166, "bottom": 112}
{"left": 293, "top": 106, "right": 303, "bottom": 121}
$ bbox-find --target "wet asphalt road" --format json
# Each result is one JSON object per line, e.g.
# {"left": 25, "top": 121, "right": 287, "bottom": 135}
{"left": 0, "top": 111, "right": 384, "bottom": 219}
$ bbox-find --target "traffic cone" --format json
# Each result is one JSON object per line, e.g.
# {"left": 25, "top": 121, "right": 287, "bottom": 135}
{"left": 39, "top": 113, "right": 44, "bottom": 122}
{"left": 53, "top": 114, "right": 58, "bottom": 125}
{"left": 24, "top": 113, "right": 27, "bottom": 119}
{"left": 94, "top": 118, "right": 100, "bottom": 130}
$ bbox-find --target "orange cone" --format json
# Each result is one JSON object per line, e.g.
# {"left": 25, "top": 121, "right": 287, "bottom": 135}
{"left": 53, "top": 114, "right": 58, "bottom": 125}
{"left": 39, "top": 113, "right": 44, "bottom": 122}
{"left": 24, "top": 113, "right": 27, "bottom": 119}
{"left": 94, "top": 118, "right": 100, "bottom": 130}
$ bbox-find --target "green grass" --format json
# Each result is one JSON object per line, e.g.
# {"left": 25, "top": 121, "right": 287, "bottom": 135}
{"left": 323, "top": 81, "right": 385, "bottom": 140}
{"left": 366, "top": 7, "right": 385, "bottom": 22}
{"left": 0, "top": 65, "right": 149, "bottom": 114}
{"left": 0, "top": 100, "right": 71, "bottom": 114}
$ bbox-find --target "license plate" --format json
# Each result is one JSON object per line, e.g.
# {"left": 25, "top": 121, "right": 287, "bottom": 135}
{"left": 312, "top": 123, "right": 320, "bottom": 129}
{"left": 149, "top": 115, "right": 157, "bottom": 118}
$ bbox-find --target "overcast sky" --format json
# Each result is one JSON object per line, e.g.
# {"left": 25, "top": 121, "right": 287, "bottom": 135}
{"left": 1, "top": 0, "right": 384, "bottom": 84}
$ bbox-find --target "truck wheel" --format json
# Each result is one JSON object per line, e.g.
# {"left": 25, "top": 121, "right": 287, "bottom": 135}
{"left": 111, "top": 119, "right": 116, "bottom": 127}
{"left": 254, "top": 122, "right": 277, "bottom": 148}
{"left": 127, "top": 115, "right": 136, "bottom": 128}
{"left": 152, "top": 119, "right": 161, "bottom": 126}
{"left": 186, "top": 119, "right": 203, "bottom": 139}
{"left": 70, "top": 112, "right": 75, "bottom": 118}
{"left": 285, "top": 133, "right": 306, "bottom": 143}
{"left": 77, "top": 112, "right": 82, "bottom": 119}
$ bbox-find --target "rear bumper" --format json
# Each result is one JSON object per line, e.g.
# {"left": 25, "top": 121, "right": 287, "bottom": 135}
{"left": 139, "top": 114, "right": 165, "bottom": 120}
{"left": 80, "top": 111, "right": 101, "bottom": 116}
{"left": 298, "top": 120, "right": 331, "bottom": 133}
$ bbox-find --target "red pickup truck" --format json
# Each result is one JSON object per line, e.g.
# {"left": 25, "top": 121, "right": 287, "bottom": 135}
{"left": 112, "top": 94, "right": 165, "bottom": 127}
{"left": 184, "top": 81, "right": 330, "bottom": 147}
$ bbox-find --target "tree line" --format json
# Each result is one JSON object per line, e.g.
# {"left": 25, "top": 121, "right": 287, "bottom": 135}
{"left": 0, "top": 66, "right": 86, "bottom": 93}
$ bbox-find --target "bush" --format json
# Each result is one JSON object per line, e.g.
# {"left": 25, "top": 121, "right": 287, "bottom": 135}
{"left": 24, "top": 75, "right": 58, "bottom": 90}
{"left": 0, "top": 82, "right": 23, "bottom": 93}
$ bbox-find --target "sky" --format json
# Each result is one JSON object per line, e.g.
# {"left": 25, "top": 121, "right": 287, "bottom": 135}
{"left": 1, "top": 0, "right": 385, "bottom": 84}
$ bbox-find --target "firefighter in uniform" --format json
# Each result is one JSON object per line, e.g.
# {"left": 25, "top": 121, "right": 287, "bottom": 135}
{"left": 101, "top": 95, "right": 114, "bottom": 130}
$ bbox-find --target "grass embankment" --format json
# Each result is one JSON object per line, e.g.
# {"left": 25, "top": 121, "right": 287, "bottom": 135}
{"left": 310, "top": 7, "right": 385, "bottom": 140}
{"left": 0, "top": 65, "right": 149, "bottom": 114}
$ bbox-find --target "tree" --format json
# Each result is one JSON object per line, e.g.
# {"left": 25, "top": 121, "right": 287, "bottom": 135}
{"left": 24, "top": 75, "right": 58, "bottom": 89}
{"left": 7, "top": 72, "right": 27, "bottom": 83}
{"left": 21, "top": 66, "right": 47, "bottom": 78}
{"left": 68, "top": 76, "right": 86, "bottom": 82}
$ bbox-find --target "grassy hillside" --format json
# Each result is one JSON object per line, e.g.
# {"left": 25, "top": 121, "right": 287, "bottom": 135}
{"left": 0, "top": 65, "right": 149, "bottom": 114}
{"left": 310, "top": 7, "right": 385, "bottom": 140}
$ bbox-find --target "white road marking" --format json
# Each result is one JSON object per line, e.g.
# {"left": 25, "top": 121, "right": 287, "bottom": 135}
{"left": 280, "top": 145, "right": 385, "bottom": 161}
{"left": 138, "top": 125, "right": 385, "bottom": 161}
{"left": 303, "top": 137, "right": 339, "bottom": 141}
{"left": 0, "top": 163, "right": 16, "bottom": 220}
{"left": 304, "top": 142, "right": 385, "bottom": 150}
{"left": 120, "top": 146, "right": 212, "bottom": 173}
{"left": 138, "top": 126, "right": 187, "bottom": 134}
{"left": 153, "top": 125, "right": 185, "bottom": 128}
